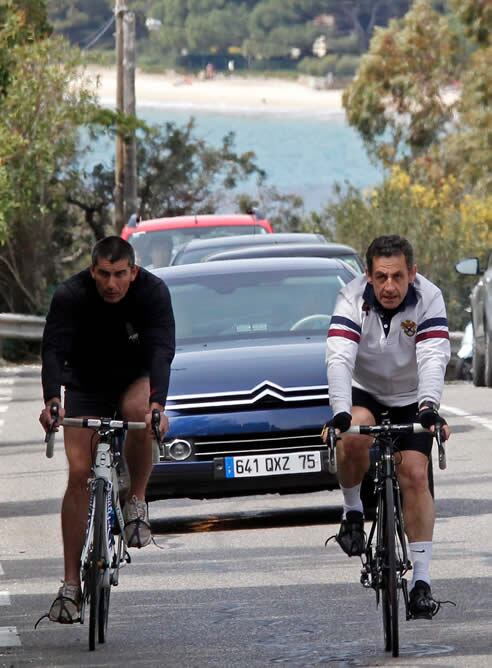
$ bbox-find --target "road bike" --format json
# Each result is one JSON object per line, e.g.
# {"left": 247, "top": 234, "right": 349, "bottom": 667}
{"left": 45, "top": 405, "right": 160, "bottom": 651}
{"left": 326, "top": 416, "right": 446, "bottom": 658}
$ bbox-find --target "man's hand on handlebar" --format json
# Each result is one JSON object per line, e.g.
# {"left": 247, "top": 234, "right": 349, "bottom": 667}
{"left": 418, "top": 402, "right": 450, "bottom": 441}
{"left": 321, "top": 411, "right": 352, "bottom": 443}
{"left": 147, "top": 402, "right": 169, "bottom": 442}
{"left": 39, "top": 399, "right": 65, "bottom": 433}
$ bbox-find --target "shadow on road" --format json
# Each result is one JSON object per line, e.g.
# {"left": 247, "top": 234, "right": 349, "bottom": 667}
{"left": 0, "top": 497, "right": 60, "bottom": 518}
{"left": 151, "top": 504, "right": 343, "bottom": 534}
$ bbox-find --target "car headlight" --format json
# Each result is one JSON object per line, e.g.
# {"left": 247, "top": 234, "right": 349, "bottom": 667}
{"left": 163, "top": 439, "right": 193, "bottom": 461}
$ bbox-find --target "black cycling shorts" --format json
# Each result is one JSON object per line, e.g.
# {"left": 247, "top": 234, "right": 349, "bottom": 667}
{"left": 64, "top": 374, "right": 149, "bottom": 418}
{"left": 352, "top": 387, "right": 433, "bottom": 457}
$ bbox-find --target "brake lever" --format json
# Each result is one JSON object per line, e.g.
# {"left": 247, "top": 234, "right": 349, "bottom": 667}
{"left": 151, "top": 408, "right": 161, "bottom": 444}
{"left": 45, "top": 403, "right": 59, "bottom": 459}
{"left": 150, "top": 408, "right": 162, "bottom": 464}
{"left": 327, "top": 426, "right": 338, "bottom": 474}
{"left": 435, "top": 421, "right": 447, "bottom": 470}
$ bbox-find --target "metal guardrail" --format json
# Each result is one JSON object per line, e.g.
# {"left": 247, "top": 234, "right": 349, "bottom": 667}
{"left": 0, "top": 313, "right": 46, "bottom": 341}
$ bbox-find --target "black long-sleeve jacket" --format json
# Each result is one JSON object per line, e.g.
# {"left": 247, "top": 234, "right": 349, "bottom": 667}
{"left": 42, "top": 267, "right": 175, "bottom": 406}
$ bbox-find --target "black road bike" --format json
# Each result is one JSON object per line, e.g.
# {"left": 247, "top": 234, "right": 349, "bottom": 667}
{"left": 326, "top": 416, "right": 447, "bottom": 658}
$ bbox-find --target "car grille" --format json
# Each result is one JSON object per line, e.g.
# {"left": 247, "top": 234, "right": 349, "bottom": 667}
{"left": 193, "top": 430, "right": 325, "bottom": 459}
{"left": 166, "top": 381, "right": 329, "bottom": 414}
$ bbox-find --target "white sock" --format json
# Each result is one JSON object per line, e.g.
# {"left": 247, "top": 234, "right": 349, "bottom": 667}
{"left": 409, "top": 541, "right": 432, "bottom": 589}
{"left": 340, "top": 483, "right": 363, "bottom": 517}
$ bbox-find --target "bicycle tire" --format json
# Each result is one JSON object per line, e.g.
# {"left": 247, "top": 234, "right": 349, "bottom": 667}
{"left": 87, "top": 479, "right": 106, "bottom": 651}
{"left": 381, "top": 476, "right": 399, "bottom": 657}
{"left": 378, "top": 487, "right": 391, "bottom": 652}
{"left": 98, "top": 584, "right": 110, "bottom": 644}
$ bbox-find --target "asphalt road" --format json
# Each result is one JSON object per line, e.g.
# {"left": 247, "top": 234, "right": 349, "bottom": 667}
{"left": 1, "top": 365, "right": 492, "bottom": 667}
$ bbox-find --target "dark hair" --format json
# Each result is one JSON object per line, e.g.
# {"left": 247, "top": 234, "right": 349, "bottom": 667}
{"left": 91, "top": 236, "right": 135, "bottom": 267}
{"left": 366, "top": 235, "right": 414, "bottom": 273}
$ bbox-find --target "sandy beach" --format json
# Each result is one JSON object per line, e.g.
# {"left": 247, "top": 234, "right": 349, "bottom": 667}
{"left": 87, "top": 66, "right": 345, "bottom": 114}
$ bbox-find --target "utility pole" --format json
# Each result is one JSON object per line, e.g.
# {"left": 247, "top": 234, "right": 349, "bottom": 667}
{"left": 114, "top": 0, "right": 126, "bottom": 233}
{"left": 123, "top": 11, "right": 137, "bottom": 225}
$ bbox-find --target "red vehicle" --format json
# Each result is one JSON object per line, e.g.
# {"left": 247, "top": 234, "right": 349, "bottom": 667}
{"left": 121, "top": 213, "right": 273, "bottom": 269}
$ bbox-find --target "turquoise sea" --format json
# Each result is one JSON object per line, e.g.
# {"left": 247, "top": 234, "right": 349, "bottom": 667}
{"left": 85, "top": 104, "right": 383, "bottom": 213}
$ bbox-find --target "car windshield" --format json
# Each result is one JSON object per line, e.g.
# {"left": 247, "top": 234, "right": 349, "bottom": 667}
{"left": 166, "top": 267, "right": 350, "bottom": 344}
{"left": 130, "top": 226, "right": 267, "bottom": 268}
{"left": 340, "top": 254, "right": 364, "bottom": 273}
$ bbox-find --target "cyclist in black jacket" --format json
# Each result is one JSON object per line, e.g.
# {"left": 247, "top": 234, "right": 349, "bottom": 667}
{"left": 39, "top": 236, "right": 175, "bottom": 623}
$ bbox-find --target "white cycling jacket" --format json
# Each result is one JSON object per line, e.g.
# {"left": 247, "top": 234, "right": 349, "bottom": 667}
{"left": 326, "top": 273, "right": 451, "bottom": 415}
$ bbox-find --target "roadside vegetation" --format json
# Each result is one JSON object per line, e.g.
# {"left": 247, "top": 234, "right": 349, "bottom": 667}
{"left": 304, "top": 0, "right": 492, "bottom": 329}
{"left": 0, "top": 0, "right": 490, "bottom": 341}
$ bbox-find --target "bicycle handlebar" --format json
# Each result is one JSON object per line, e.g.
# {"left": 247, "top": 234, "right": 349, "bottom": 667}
{"left": 323, "top": 420, "right": 447, "bottom": 473}
{"left": 61, "top": 417, "right": 146, "bottom": 430}
{"left": 347, "top": 423, "right": 426, "bottom": 435}
{"left": 44, "top": 412, "right": 147, "bottom": 458}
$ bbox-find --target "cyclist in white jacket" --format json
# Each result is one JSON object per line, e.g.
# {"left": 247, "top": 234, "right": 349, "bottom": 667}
{"left": 325, "top": 234, "right": 450, "bottom": 619}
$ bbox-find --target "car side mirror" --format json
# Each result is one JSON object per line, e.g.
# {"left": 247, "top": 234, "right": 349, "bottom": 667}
{"left": 455, "top": 257, "right": 480, "bottom": 276}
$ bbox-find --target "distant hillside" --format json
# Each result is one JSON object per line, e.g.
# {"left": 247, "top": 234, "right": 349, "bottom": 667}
{"left": 47, "top": 0, "right": 411, "bottom": 78}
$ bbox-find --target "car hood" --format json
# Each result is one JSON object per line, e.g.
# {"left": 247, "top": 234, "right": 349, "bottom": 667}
{"left": 167, "top": 338, "right": 327, "bottom": 408}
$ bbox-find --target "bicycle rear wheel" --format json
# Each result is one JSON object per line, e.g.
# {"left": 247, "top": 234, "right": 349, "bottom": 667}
{"left": 86, "top": 479, "right": 107, "bottom": 651}
{"left": 381, "top": 476, "right": 399, "bottom": 657}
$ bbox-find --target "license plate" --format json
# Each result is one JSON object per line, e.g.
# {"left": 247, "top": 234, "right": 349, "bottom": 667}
{"left": 224, "top": 451, "right": 322, "bottom": 478}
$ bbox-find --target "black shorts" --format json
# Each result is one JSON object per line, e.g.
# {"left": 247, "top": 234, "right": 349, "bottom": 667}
{"left": 352, "top": 387, "right": 432, "bottom": 457}
{"left": 64, "top": 375, "right": 148, "bottom": 418}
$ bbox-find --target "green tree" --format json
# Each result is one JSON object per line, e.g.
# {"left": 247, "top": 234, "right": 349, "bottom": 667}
{"left": 63, "top": 117, "right": 266, "bottom": 240}
{"left": 315, "top": 0, "right": 492, "bottom": 329}
{"left": 0, "top": 0, "right": 51, "bottom": 97}
{"left": 450, "top": 0, "right": 492, "bottom": 46}
{"left": 0, "top": 32, "right": 97, "bottom": 313}
{"left": 342, "top": 0, "right": 460, "bottom": 167}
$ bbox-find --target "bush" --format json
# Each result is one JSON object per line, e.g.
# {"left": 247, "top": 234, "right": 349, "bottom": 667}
{"left": 334, "top": 55, "right": 360, "bottom": 76}
{"left": 307, "top": 167, "right": 492, "bottom": 330}
{"left": 297, "top": 55, "right": 337, "bottom": 77}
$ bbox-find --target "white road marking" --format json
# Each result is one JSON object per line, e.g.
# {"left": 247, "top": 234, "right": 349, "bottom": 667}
{"left": 0, "top": 378, "right": 14, "bottom": 385}
{"left": 0, "top": 591, "right": 10, "bottom": 606}
{"left": 441, "top": 403, "right": 492, "bottom": 432}
{"left": 0, "top": 406, "right": 8, "bottom": 413}
{"left": 0, "top": 563, "right": 4, "bottom": 575}
{"left": 0, "top": 627, "right": 20, "bottom": 647}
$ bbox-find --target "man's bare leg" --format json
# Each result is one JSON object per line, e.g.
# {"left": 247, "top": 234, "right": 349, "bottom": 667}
{"left": 61, "top": 426, "right": 94, "bottom": 585}
{"left": 119, "top": 376, "right": 153, "bottom": 499}
{"left": 336, "top": 406, "right": 375, "bottom": 492}
{"left": 397, "top": 450, "right": 434, "bottom": 541}
{"left": 332, "top": 406, "right": 375, "bottom": 556}
{"left": 398, "top": 449, "right": 436, "bottom": 614}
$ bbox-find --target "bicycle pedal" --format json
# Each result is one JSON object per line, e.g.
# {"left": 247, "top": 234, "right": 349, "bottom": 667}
{"left": 407, "top": 610, "right": 433, "bottom": 621}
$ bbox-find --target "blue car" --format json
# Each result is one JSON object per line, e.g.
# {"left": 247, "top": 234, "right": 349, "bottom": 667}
{"left": 147, "top": 257, "right": 356, "bottom": 501}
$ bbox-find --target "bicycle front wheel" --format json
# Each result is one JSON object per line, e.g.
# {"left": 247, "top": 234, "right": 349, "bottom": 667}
{"left": 86, "top": 479, "right": 107, "bottom": 651}
{"left": 98, "top": 584, "right": 110, "bottom": 644}
{"left": 381, "top": 476, "right": 399, "bottom": 657}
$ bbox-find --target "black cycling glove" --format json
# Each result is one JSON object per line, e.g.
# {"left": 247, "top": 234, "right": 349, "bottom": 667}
{"left": 329, "top": 411, "right": 352, "bottom": 433}
{"left": 418, "top": 403, "right": 447, "bottom": 429}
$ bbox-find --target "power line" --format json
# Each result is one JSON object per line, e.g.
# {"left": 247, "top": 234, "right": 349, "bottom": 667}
{"left": 83, "top": 15, "right": 115, "bottom": 50}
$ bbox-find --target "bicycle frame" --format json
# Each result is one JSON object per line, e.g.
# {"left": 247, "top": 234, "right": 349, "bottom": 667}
{"left": 79, "top": 427, "right": 125, "bottom": 616}
{"left": 360, "top": 432, "right": 411, "bottom": 604}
